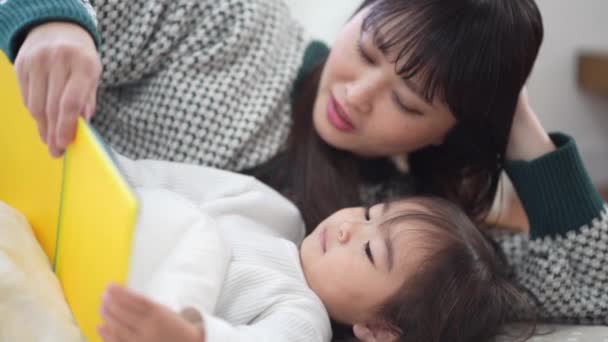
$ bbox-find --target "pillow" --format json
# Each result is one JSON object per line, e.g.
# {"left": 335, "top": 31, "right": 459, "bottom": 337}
{"left": 0, "top": 201, "right": 83, "bottom": 342}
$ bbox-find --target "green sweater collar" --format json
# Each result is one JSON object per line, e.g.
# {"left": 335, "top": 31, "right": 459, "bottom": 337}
{"left": 290, "top": 40, "right": 329, "bottom": 103}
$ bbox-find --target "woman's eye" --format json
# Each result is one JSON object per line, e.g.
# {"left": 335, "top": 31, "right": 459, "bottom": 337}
{"left": 357, "top": 40, "right": 375, "bottom": 65}
{"left": 392, "top": 92, "right": 423, "bottom": 116}
{"left": 365, "top": 241, "right": 375, "bottom": 264}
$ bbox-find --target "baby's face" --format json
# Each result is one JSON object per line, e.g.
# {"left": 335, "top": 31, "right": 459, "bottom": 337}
{"left": 300, "top": 200, "right": 429, "bottom": 325}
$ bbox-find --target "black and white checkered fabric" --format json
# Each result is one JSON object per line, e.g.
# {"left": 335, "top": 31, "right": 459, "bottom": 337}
{"left": 85, "top": 0, "right": 308, "bottom": 171}
{"left": 495, "top": 206, "right": 608, "bottom": 325}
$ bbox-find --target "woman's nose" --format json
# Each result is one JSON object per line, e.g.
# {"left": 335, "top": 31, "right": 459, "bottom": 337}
{"left": 345, "top": 79, "right": 375, "bottom": 114}
{"left": 337, "top": 222, "right": 356, "bottom": 244}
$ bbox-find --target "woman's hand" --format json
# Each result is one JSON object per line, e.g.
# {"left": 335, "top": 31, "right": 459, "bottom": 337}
{"left": 98, "top": 284, "right": 205, "bottom": 342}
{"left": 506, "top": 88, "right": 555, "bottom": 161}
{"left": 14, "top": 22, "right": 101, "bottom": 158}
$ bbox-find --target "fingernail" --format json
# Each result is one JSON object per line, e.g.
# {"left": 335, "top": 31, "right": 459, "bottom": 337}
{"left": 50, "top": 149, "right": 64, "bottom": 159}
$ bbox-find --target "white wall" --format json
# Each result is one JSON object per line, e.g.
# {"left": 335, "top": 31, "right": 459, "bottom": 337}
{"left": 285, "top": 0, "right": 608, "bottom": 186}
{"left": 283, "top": 0, "right": 358, "bottom": 44}
{"left": 528, "top": 0, "right": 608, "bottom": 186}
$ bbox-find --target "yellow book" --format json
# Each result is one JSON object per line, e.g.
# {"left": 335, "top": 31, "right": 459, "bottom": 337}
{"left": 0, "top": 53, "right": 139, "bottom": 341}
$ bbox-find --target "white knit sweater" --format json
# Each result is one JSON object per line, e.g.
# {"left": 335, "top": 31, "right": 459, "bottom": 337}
{"left": 118, "top": 155, "right": 332, "bottom": 342}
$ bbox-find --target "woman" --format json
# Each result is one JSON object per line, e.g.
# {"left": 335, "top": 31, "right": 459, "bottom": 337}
{"left": 1, "top": 0, "right": 542, "bottom": 225}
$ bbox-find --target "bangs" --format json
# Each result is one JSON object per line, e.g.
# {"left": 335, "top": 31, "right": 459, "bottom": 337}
{"left": 376, "top": 197, "right": 480, "bottom": 254}
{"left": 362, "top": 2, "right": 451, "bottom": 104}
{"left": 377, "top": 197, "right": 463, "bottom": 244}
{"left": 375, "top": 200, "right": 458, "bottom": 279}
{"left": 361, "top": 0, "right": 541, "bottom": 119}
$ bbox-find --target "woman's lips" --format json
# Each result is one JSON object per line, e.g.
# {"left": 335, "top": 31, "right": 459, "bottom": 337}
{"left": 327, "top": 95, "right": 355, "bottom": 132}
{"left": 320, "top": 229, "right": 327, "bottom": 253}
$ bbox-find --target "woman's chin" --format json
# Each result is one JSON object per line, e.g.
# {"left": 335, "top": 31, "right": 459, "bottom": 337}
{"left": 313, "top": 115, "right": 352, "bottom": 151}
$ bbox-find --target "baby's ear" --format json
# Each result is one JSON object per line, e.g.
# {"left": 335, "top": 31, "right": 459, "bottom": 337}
{"left": 353, "top": 323, "right": 400, "bottom": 342}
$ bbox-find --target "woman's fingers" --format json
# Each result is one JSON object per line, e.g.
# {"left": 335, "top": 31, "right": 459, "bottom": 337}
{"left": 84, "top": 83, "right": 98, "bottom": 121}
{"left": 14, "top": 56, "right": 30, "bottom": 113}
{"left": 26, "top": 60, "right": 49, "bottom": 144}
{"left": 13, "top": 21, "right": 101, "bottom": 157}
{"left": 53, "top": 47, "right": 101, "bottom": 156}
{"left": 52, "top": 72, "right": 90, "bottom": 156}
{"left": 46, "top": 55, "right": 70, "bottom": 154}
{"left": 506, "top": 87, "right": 554, "bottom": 161}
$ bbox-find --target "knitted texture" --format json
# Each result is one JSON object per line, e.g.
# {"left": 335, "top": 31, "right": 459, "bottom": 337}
{"left": 496, "top": 134, "right": 608, "bottom": 324}
{"left": 497, "top": 207, "right": 608, "bottom": 324}
{"left": 85, "top": 0, "right": 308, "bottom": 171}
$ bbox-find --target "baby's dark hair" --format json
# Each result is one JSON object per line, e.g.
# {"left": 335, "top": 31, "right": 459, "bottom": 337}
{"left": 333, "top": 196, "right": 537, "bottom": 342}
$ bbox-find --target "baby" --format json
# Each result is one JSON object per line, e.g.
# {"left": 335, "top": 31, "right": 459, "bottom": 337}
{"left": 96, "top": 156, "right": 523, "bottom": 342}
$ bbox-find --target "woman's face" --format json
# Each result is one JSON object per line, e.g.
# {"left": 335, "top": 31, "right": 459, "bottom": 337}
{"left": 312, "top": 7, "right": 457, "bottom": 158}
{"left": 300, "top": 200, "right": 428, "bottom": 325}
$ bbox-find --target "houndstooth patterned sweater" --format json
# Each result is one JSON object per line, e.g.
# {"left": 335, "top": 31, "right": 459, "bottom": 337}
{"left": 2, "top": 0, "right": 309, "bottom": 171}
{"left": 1, "top": 0, "right": 607, "bottom": 329}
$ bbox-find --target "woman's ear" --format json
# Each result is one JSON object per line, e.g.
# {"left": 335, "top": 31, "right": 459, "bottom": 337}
{"left": 353, "top": 323, "right": 400, "bottom": 342}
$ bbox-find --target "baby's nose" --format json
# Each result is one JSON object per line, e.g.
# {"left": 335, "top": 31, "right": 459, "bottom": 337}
{"left": 337, "top": 222, "right": 356, "bottom": 243}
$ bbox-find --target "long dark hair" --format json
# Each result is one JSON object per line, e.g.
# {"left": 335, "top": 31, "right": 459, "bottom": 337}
{"left": 360, "top": 0, "right": 544, "bottom": 220}
{"left": 333, "top": 197, "right": 537, "bottom": 342}
{"left": 250, "top": 0, "right": 544, "bottom": 231}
